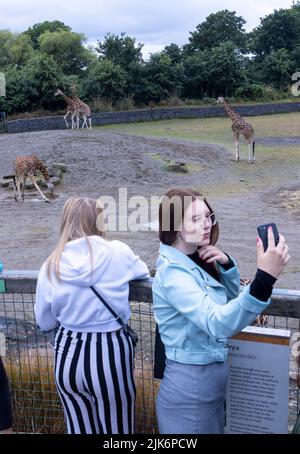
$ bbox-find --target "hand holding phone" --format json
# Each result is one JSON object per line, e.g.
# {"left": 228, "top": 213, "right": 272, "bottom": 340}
{"left": 257, "top": 223, "right": 279, "bottom": 252}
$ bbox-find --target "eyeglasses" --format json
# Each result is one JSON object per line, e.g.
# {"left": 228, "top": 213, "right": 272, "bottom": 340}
{"left": 191, "top": 212, "right": 217, "bottom": 226}
{"left": 207, "top": 212, "right": 217, "bottom": 226}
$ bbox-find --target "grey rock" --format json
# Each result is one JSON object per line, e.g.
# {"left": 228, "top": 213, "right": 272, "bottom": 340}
{"left": 53, "top": 162, "right": 67, "bottom": 172}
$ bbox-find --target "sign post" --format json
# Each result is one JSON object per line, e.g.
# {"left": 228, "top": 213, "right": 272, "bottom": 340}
{"left": 226, "top": 326, "right": 290, "bottom": 434}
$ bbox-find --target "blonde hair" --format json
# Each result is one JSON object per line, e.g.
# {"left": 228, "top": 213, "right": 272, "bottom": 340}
{"left": 46, "top": 197, "right": 105, "bottom": 280}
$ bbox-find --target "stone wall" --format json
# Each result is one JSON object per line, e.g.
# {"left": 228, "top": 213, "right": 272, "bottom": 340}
{"left": 6, "top": 102, "right": 300, "bottom": 134}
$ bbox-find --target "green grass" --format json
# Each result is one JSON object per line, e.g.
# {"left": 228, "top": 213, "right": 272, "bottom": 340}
{"left": 96, "top": 112, "right": 300, "bottom": 149}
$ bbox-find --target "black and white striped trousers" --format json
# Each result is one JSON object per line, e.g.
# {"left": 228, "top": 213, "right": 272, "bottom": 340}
{"left": 54, "top": 326, "right": 136, "bottom": 434}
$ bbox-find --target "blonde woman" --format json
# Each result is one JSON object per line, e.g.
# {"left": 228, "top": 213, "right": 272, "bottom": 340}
{"left": 34, "top": 197, "right": 150, "bottom": 434}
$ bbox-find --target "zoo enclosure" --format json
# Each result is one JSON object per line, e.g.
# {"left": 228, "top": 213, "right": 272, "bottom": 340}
{"left": 0, "top": 270, "right": 299, "bottom": 434}
{"left": 5, "top": 102, "right": 300, "bottom": 133}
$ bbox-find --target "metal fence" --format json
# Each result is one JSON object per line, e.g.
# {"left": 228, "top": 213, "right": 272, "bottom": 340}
{"left": 0, "top": 270, "right": 299, "bottom": 434}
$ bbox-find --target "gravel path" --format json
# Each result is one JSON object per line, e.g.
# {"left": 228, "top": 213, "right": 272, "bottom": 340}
{"left": 0, "top": 129, "right": 299, "bottom": 289}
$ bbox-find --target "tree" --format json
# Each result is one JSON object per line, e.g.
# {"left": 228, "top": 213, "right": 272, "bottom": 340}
{"left": 163, "top": 43, "right": 183, "bottom": 64}
{"left": 207, "top": 42, "right": 245, "bottom": 97}
{"left": 24, "top": 20, "right": 71, "bottom": 49}
{"left": 250, "top": 6, "right": 300, "bottom": 57}
{"left": 38, "top": 30, "right": 89, "bottom": 75}
{"left": 24, "top": 53, "right": 66, "bottom": 109}
{"left": 96, "top": 32, "right": 143, "bottom": 69}
{"left": 85, "top": 59, "right": 127, "bottom": 101}
{"left": 261, "top": 48, "right": 293, "bottom": 89}
{"left": 188, "top": 10, "right": 246, "bottom": 52}
{"left": 0, "top": 65, "right": 38, "bottom": 114}
{"left": 0, "top": 30, "right": 33, "bottom": 68}
{"left": 135, "top": 53, "right": 183, "bottom": 104}
{"left": 182, "top": 51, "right": 211, "bottom": 98}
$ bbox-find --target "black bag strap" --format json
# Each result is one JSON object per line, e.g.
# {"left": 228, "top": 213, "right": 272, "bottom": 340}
{"left": 90, "top": 285, "right": 127, "bottom": 331}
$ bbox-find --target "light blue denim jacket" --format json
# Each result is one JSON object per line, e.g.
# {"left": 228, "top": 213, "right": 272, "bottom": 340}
{"left": 152, "top": 243, "right": 271, "bottom": 365}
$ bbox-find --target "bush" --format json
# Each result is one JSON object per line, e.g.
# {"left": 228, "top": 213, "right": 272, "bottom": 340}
{"left": 90, "top": 97, "right": 113, "bottom": 112}
{"left": 235, "top": 84, "right": 288, "bottom": 101}
{"left": 114, "top": 96, "right": 135, "bottom": 111}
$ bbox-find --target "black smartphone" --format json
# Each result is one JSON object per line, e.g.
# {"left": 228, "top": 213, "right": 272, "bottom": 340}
{"left": 257, "top": 223, "right": 280, "bottom": 252}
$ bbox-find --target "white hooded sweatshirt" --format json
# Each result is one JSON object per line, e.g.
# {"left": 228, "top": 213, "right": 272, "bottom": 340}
{"left": 35, "top": 236, "right": 150, "bottom": 332}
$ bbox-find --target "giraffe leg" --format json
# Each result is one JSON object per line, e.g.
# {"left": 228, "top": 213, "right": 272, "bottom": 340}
{"left": 30, "top": 176, "right": 51, "bottom": 203}
{"left": 247, "top": 143, "right": 252, "bottom": 163}
{"left": 71, "top": 112, "right": 77, "bottom": 130}
{"left": 21, "top": 175, "right": 25, "bottom": 200}
{"left": 76, "top": 112, "right": 80, "bottom": 129}
{"left": 232, "top": 131, "right": 240, "bottom": 161}
{"left": 234, "top": 139, "right": 240, "bottom": 161}
{"left": 64, "top": 111, "right": 71, "bottom": 128}
{"left": 88, "top": 117, "right": 92, "bottom": 130}
{"left": 13, "top": 177, "right": 20, "bottom": 202}
{"left": 81, "top": 114, "right": 87, "bottom": 129}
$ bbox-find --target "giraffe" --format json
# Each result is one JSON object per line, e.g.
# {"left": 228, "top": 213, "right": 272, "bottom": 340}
{"left": 54, "top": 89, "right": 79, "bottom": 129}
{"left": 69, "top": 83, "right": 92, "bottom": 130}
{"left": 70, "top": 95, "right": 92, "bottom": 130}
{"left": 13, "top": 155, "right": 54, "bottom": 203}
{"left": 217, "top": 96, "right": 255, "bottom": 163}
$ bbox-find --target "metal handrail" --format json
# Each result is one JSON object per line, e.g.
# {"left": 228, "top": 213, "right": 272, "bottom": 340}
{"left": 1, "top": 270, "right": 300, "bottom": 317}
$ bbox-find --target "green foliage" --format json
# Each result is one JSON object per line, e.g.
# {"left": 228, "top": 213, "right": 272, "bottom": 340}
{"left": 0, "top": 65, "right": 38, "bottom": 114}
{"left": 0, "top": 53, "right": 67, "bottom": 113}
{"left": 38, "top": 30, "right": 89, "bottom": 75}
{"left": 96, "top": 32, "right": 143, "bottom": 69}
{"left": 249, "top": 6, "right": 300, "bottom": 56}
{"left": 84, "top": 59, "right": 128, "bottom": 101}
{"left": 234, "top": 84, "right": 286, "bottom": 101}
{"left": 163, "top": 43, "right": 183, "bottom": 64}
{"left": 134, "top": 53, "right": 183, "bottom": 104}
{"left": 24, "top": 53, "right": 66, "bottom": 109}
{"left": 182, "top": 43, "right": 245, "bottom": 98}
{"left": 0, "top": 6, "right": 298, "bottom": 115}
{"left": 261, "top": 48, "right": 293, "bottom": 89}
{"left": 24, "top": 20, "right": 71, "bottom": 49}
{"left": 187, "top": 9, "right": 246, "bottom": 52}
{"left": 0, "top": 30, "right": 34, "bottom": 68}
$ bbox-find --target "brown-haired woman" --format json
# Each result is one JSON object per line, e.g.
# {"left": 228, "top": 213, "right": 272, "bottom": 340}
{"left": 152, "top": 188, "right": 290, "bottom": 434}
{"left": 35, "top": 197, "right": 150, "bottom": 434}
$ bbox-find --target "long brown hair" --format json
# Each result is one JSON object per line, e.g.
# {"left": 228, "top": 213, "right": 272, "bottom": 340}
{"left": 46, "top": 197, "right": 105, "bottom": 280}
{"left": 159, "top": 188, "right": 219, "bottom": 246}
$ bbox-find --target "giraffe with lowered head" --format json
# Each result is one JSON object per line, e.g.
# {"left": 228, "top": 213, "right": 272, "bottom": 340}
{"left": 13, "top": 155, "right": 54, "bottom": 203}
{"left": 217, "top": 96, "right": 255, "bottom": 163}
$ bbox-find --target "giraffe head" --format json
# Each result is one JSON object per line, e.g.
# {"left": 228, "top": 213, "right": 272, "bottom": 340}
{"left": 217, "top": 96, "right": 225, "bottom": 104}
{"left": 54, "top": 89, "right": 62, "bottom": 97}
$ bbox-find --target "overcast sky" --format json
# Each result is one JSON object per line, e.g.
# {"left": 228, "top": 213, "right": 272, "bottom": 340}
{"left": 0, "top": 0, "right": 295, "bottom": 58}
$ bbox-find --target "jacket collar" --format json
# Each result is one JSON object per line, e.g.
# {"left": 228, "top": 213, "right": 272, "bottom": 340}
{"left": 158, "top": 243, "right": 222, "bottom": 287}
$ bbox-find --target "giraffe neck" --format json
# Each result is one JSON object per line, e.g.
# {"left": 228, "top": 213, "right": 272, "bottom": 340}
{"left": 60, "top": 92, "right": 73, "bottom": 105}
{"left": 37, "top": 159, "right": 51, "bottom": 182}
{"left": 222, "top": 101, "right": 239, "bottom": 123}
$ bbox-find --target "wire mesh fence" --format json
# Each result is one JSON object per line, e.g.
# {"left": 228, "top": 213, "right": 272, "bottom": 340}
{"left": 0, "top": 271, "right": 299, "bottom": 434}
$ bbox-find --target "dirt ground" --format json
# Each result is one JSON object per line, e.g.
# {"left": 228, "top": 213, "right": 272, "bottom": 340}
{"left": 0, "top": 129, "right": 299, "bottom": 289}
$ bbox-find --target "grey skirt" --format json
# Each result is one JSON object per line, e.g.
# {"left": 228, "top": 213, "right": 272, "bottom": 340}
{"left": 156, "top": 358, "right": 228, "bottom": 434}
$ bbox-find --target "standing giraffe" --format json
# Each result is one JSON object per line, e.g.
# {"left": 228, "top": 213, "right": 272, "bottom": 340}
{"left": 70, "top": 96, "right": 92, "bottom": 130}
{"left": 54, "top": 89, "right": 78, "bottom": 129}
{"left": 69, "top": 83, "right": 92, "bottom": 130}
{"left": 217, "top": 96, "right": 255, "bottom": 163}
{"left": 13, "top": 155, "right": 54, "bottom": 203}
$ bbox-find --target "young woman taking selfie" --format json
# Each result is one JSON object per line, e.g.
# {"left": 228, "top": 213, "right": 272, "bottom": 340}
{"left": 152, "top": 188, "right": 290, "bottom": 434}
